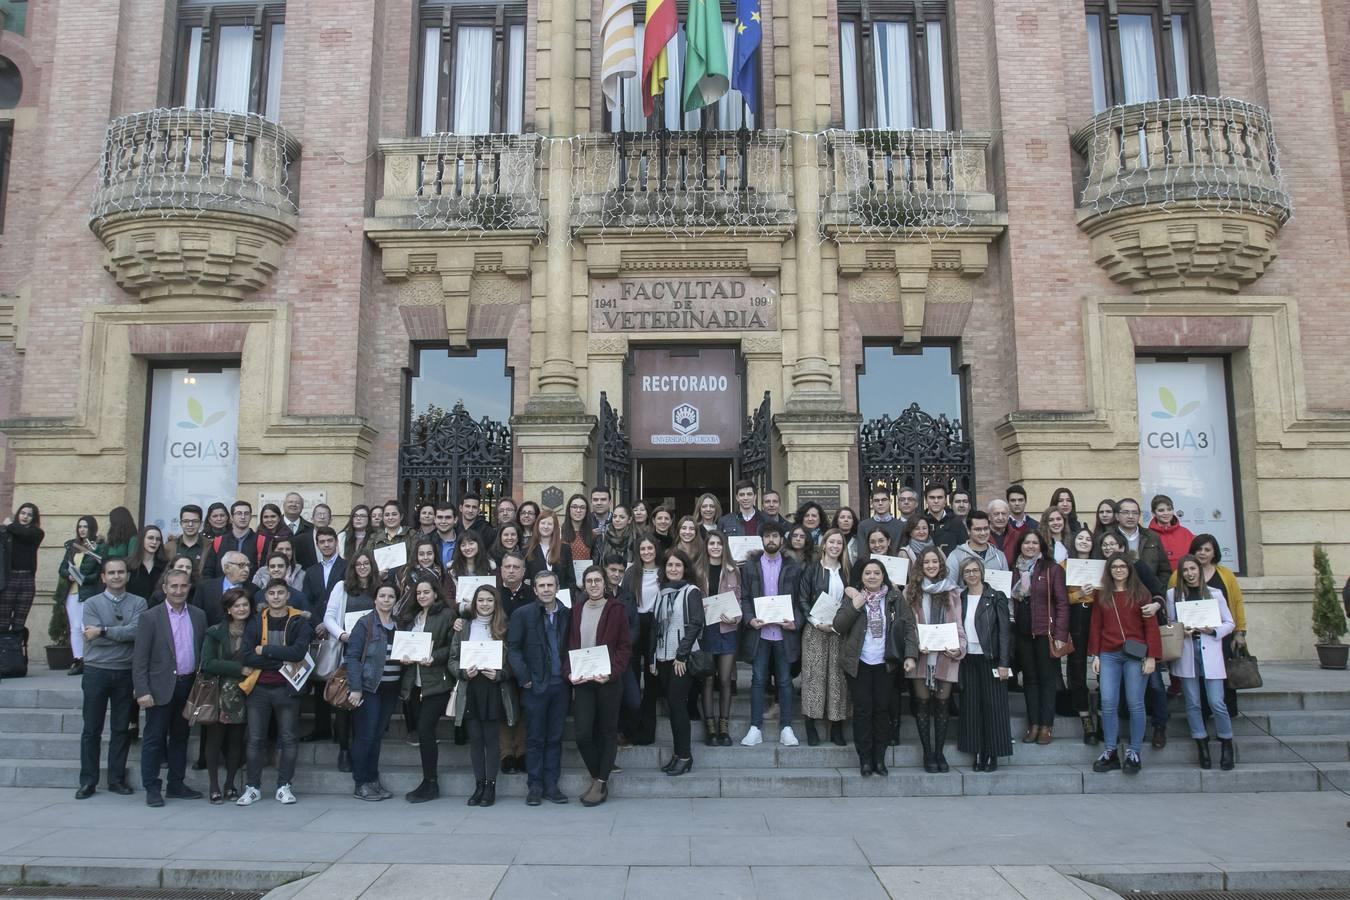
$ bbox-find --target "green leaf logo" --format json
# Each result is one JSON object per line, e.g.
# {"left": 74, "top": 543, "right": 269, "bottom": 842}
{"left": 187, "top": 397, "right": 204, "bottom": 425}
{"left": 1158, "top": 387, "right": 1178, "bottom": 416}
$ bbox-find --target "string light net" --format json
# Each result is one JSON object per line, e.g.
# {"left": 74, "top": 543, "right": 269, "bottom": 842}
{"left": 401, "top": 133, "right": 544, "bottom": 234}
{"left": 91, "top": 108, "right": 299, "bottom": 223}
{"left": 1075, "top": 96, "right": 1292, "bottom": 224}
{"left": 569, "top": 129, "right": 795, "bottom": 239}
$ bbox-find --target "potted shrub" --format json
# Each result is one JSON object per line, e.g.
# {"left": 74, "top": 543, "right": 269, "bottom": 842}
{"left": 1312, "top": 543, "right": 1348, "bottom": 669}
{"left": 45, "top": 596, "right": 73, "bottom": 671}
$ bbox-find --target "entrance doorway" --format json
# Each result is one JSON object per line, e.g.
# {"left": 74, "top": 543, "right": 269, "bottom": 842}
{"left": 637, "top": 458, "right": 735, "bottom": 518}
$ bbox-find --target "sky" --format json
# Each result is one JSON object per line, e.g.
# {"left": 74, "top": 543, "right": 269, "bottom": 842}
{"left": 856, "top": 345, "right": 964, "bottom": 423}
{"left": 409, "top": 348, "right": 512, "bottom": 424}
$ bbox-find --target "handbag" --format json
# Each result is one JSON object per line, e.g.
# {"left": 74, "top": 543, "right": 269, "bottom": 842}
{"left": 1226, "top": 645, "right": 1263, "bottom": 689}
{"left": 1046, "top": 587, "right": 1074, "bottom": 659}
{"left": 182, "top": 675, "right": 221, "bottom": 725}
{"left": 1109, "top": 598, "right": 1148, "bottom": 660}
{"left": 324, "top": 616, "right": 372, "bottom": 711}
{"left": 1157, "top": 622, "right": 1184, "bottom": 662}
{"left": 686, "top": 648, "right": 714, "bottom": 678}
{"left": 312, "top": 586, "right": 348, "bottom": 681}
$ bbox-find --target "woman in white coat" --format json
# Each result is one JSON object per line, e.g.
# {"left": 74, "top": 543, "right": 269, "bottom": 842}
{"left": 1165, "top": 553, "right": 1235, "bottom": 771}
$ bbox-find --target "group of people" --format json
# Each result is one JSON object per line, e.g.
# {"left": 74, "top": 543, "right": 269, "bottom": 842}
{"left": 0, "top": 479, "right": 1250, "bottom": 809}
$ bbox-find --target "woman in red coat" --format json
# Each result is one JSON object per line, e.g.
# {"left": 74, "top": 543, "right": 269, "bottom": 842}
{"left": 1146, "top": 494, "right": 1195, "bottom": 572}
{"left": 565, "top": 564, "right": 632, "bottom": 807}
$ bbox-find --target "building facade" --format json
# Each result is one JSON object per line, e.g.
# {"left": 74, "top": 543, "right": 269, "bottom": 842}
{"left": 1, "top": 0, "right": 1348, "bottom": 658}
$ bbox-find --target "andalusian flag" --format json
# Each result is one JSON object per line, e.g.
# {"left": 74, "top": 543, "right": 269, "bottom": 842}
{"left": 641, "top": 0, "right": 677, "bottom": 116}
{"left": 681, "top": 0, "right": 730, "bottom": 113}
{"left": 600, "top": 0, "right": 638, "bottom": 112}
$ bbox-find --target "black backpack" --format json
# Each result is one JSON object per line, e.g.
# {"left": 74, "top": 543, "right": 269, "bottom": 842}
{"left": 0, "top": 626, "right": 28, "bottom": 678}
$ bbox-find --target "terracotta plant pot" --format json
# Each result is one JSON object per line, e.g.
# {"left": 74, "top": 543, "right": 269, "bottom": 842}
{"left": 1315, "top": 642, "right": 1349, "bottom": 670}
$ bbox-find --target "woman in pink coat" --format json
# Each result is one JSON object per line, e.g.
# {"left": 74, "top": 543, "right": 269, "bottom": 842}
{"left": 904, "top": 548, "right": 966, "bottom": 773}
{"left": 1165, "top": 554, "right": 1235, "bottom": 771}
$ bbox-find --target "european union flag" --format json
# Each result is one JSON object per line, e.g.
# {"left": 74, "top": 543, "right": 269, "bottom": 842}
{"left": 731, "top": 0, "right": 761, "bottom": 117}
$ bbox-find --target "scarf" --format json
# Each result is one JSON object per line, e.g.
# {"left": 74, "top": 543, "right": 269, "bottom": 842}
{"left": 918, "top": 577, "right": 955, "bottom": 689}
{"left": 603, "top": 524, "right": 633, "bottom": 557}
{"left": 907, "top": 538, "right": 934, "bottom": 559}
{"left": 863, "top": 589, "right": 886, "bottom": 640}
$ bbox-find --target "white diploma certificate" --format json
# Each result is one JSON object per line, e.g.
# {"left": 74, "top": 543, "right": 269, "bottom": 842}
{"left": 569, "top": 646, "right": 611, "bottom": 679}
{"left": 703, "top": 591, "right": 741, "bottom": 624}
{"left": 872, "top": 554, "right": 910, "bottom": 587}
{"left": 984, "top": 569, "right": 1013, "bottom": 597}
{"left": 918, "top": 622, "right": 961, "bottom": 653}
{"left": 390, "top": 631, "right": 432, "bottom": 662}
{"left": 454, "top": 575, "right": 495, "bottom": 608}
{"left": 280, "top": 652, "right": 315, "bottom": 692}
{"left": 1065, "top": 558, "right": 1106, "bottom": 589}
{"left": 754, "top": 594, "right": 794, "bottom": 623}
{"left": 343, "top": 611, "right": 366, "bottom": 634}
{"left": 555, "top": 588, "right": 572, "bottom": 609}
{"left": 809, "top": 591, "right": 841, "bottom": 626}
{"left": 573, "top": 560, "right": 591, "bottom": 585}
{"left": 1174, "top": 597, "right": 1222, "bottom": 630}
{"left": 727, "top": 536, "right": 763, "bottom": 562}
{"left": 460, "top": 640, "right": 503, "bottom": 671}
{"left": 372, "top": 542, "right": 407, "bottom": 572}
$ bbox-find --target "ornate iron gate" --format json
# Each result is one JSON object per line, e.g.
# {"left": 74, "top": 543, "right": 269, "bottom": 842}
{"left": 858, "top": 402, "right": 974, "bottom": 498}
{"left": 399, "top": 401, "right": 512, "bottom": 513}
{"left": 596, "top": 391, "right": 631, "bottom": 505}
{"left": 738, "top": 391, "right": 772, "bottom": 493}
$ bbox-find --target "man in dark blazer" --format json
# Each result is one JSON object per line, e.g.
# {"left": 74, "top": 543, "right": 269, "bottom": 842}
{"left": 280, "top": 492, "right": 318, "bottom": 569}
{"left": 132, "top": 568, "right": 207, "bottom": 806}
{"left": 193, "top": 551, "right": 257, "bottom": 627}
{"left": 297, "top": 527, "right": 346, "bottom": 744}
{"left": 506, "top": 570, "right": 571, "bottom": 806}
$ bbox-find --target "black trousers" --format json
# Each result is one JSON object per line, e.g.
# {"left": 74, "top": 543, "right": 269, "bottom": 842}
{"left": 1066, "top": 604, "right": 1093, "bottom": 713}
{"left": 140, "top": 675, "right": 194, "bottom": 792}
{"left": 79, "top": 665, "right": 134, "bottom": 789}
{"left": 573, "top": 679, "right": 623, "bottom": 780}
{"left": 1016, "top": 634, "right": 1058, "bottom": 727}
{"left": 655, "top": 661, "right": 693, "bottom": 758}
{"left": 846, "top": 662, "right": 891, "bottom": 766}
{"left": 407, "top": 686, "right": 447, "bottom": 780}
{"left": 204, "top": 722, "right": 245, "bottom": 792}
{"left": 624, "top": 612, "right": 658, "bottom": 743}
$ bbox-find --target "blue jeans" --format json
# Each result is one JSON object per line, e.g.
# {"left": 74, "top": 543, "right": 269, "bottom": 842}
{"left": 141, "top": 675, "right": 194, "bottom": 792}
{"left": 1146, "top": 668, "right": 1170, "bottom": 728}
{"left": 1098, "top": 651, "right": 1147, "bottom": 754}
{"left": 350, "top": 682, "right": 400, "bottom": 786}
{"left": 522, "top": 679, "right": 568, "bottom": 790}
{"left": 80, "top": 665, "right": 134, "bottom": 788}
{"left": 1180, "top": 642, "right": 1233, "bottom": 739}
{"left": 750, "top": 639, "right": 792, "bottom": 729}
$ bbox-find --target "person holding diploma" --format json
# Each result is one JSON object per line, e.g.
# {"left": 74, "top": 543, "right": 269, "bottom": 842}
{"left": 795, "top": 529, "right": 851, "bottom": 747}
{"left": 506, "top": 571, "right": 571, "bottom": 806}
{"left": 1063, "top": 527, "right": 1101, "bottom": 745}
{"left": 700, "top": 532, "right": 741, "bottom": 747}
{"left": 345, "top": 583, "right": 402, "bottom": 801}
{"left": 834, "top": 559, "right": 916, "bottom": 776}
{"left": 738, "top": 522, "right": 803, "bottom": 748}
{"left": 565, "top": 566, "right": 632, "bottom": 806}
{"left": 650, "top": 550, "right": 704, "bottom": 775}
{"left": 449, "top": 531, "right": 494, "bottom": 607}
{"left": 1089, "top": 554, "right": 1162, "bottom": 775}
{"left": 450, "top": 585, "right": 517, "bottom": 807}
{"left": 953, "top": 557, "right": 1013, "bottom": 772}
{"left": 1011, "top": 530, "right": 1070, "bottom": 745}
{"left": 1166, "top": 554, "right": 1236, "bottom": 771}
{"left": 619, "top": 535, "right": 663, "bottom": 745}
{"left": 1171, "top": 533, "right": 1247, "bottom": 718}
{"left": 905, "top": 548, "right": 965, "bottom": 773}
{"left": 398, "top": 578, "right": 455, "bottom": 802}
{"left": 322, "top": 550, "right": 382, "bottom": 774}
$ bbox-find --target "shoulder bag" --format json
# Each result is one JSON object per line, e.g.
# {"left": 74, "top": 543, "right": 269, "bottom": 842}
{"left": 1156, "top": 618, "right": 1184, "bottom": 662}
{"left": 324, "top": 615, "right": 371, "bottom": 711}
{"left": 681, "top": 587, "right": 715, "bottom": 678}
{"left": 182, "top": 675, "right": 221, "bottom": 725}
{"left": 1046, "top": 579, "right": 1074, "bottom": 659}
{"left": 312, "top": 588, "right": 347, "bottom": 681}
{"left": 1226, "top": 645, "right": 1263, "bottom": 690}
{"left": 1108, "top": 599, "right": 1149, "bottom": 661}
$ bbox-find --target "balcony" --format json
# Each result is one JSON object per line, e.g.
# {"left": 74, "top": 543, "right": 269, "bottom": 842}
{"left": 571, "top": 129, "right": 794, "bottom": 235}
{"left": 369, "top": 134, "right": 543, "bottom": 234}
{"left": 820, "top": 130, "right": 1003, "bottom": 235}
{"left": 1073, "top": 96, "right": 1292, "bottom": 293}
{"left": 89, "top": 108, "right": 300, "bottom": 301}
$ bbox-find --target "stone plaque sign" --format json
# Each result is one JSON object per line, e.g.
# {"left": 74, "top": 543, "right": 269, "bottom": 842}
{"left": 628, "top": 347, "right": 742, "bottom": 453}
{"left": 591, "top": 277, "right": 778, "bottom": 333}
{"left": 795, "top": 484, "right": 841, "bottom": 515}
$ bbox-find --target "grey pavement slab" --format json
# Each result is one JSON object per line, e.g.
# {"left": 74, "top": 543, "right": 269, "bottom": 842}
{"left": 174, "top": 828, "right": 364, "bottom": 863}
{"left": 875, "top": 865, "right": 1028, "bottom": 900}
{"left": 7, "top": 826, "right": 203, "bottom": 860}
{"left": 691, "top": 833, "right": 867, "bottom": 867}
{"left": 751, "top": 865, "right": 889, "bottom": 899}
{"left": 625, "top": 865, "right": 756, "bottom": 899}
{"left": 286, "top": 863, "right": 388, "bottom": 900}
{"left": 357, "top": 863, "right": 508, "bottom": 899}
{"left": 513, "top": 834, "right": 691, "bottom": 866}
{"left": 995, "top": 865, "right": 1097, "bottom": 899}
{"left": 342, "top": 832, "right": 522, "bottom": 865}
{"left": 493, "top": 864, "right": 629, "bottom": 900}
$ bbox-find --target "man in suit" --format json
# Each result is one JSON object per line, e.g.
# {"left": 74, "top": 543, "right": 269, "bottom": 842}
{"left": 193, "top": 551, "right": 256, "bottom": 627}
{"left": 133, "top": 568, "right": 207, "bottom": 806}
{"left": 506, "top": 570, "right": 571, "bottom": 806}
{"left": 298, "top": 527, "right": 346, "bottom": 744}
{"left": 280, "top": 492, "right": 318, "bottom": 569}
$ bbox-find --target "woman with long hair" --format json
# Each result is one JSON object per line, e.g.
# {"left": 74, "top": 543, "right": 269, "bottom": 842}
{"left": 899, "top": 516, "right": 933, "bottom": 563}
{"left": 0, "top": 502, "right": 43, "bottom": 631}
{"left": 339, "top": 505, "right": 370, "bottom": 559}
{"left": 448, "top": 585, "right": 515, "bottom": 807}
{"left": 620, "top": 534, "right": 663, "bottom": 744}
{"left": 1092, "top": 500, "right": 1118, "bottom": 550}
{"left": 1037, "top": 508, "right": 1071, "bottom": 564}
{"left": 1166, "top": 553, "right": 1236, "bottom": 771}
{"left": 953, "top": 557, "right": 1013, "bottom": 772}
{"left": 490, "top": 522, "right": 524, "bottom": 567}
{"left": 126, "top": 525, "right": 169, "bottom": 602}
{"left": 54, "top": 515, "right": 102, "bottom": 673}
{"left": 516, "top": 501, "right": 539, "bottom": 543}
{"left": 796, "top": 502, "right": 826, "bottom": 543}
{"left": 592, "top": 505, "right": 636, "bottom": 564}
{"left": 562, "top": 494, "right": 595, "bottom": 566}
{"left": 200, "top": 588, "right": 253, "bottom": 803}
{"left": 1089, "top": 553, "right": 1162, "bottom": 774}
{"left": 322, "top": 550, "right": 383, "bottom": 773}
{"left": 630, "top": 500, "right": 651, "bottom": 533}
{"left": 1065, "top": 526, "right": 1100, "bottom": 745}
{"left": 1176, "top": 533, "right": 1247, "bottom": 717}
{"left": 1048, "top": 487, "right": 1083, "bottom": 534}
{"left": 905, "top": 547, "right": 965, "bottom": 772}
{"left": 854, "top": 527, "right": 893, "bottom": 578}
{"left": 784, "top": 523, "right": 815, "bottom": 565}
{"left": 796, "top": 529, "right": 852, "bottom": 747}
{"left": 1011, "top": 530, "right": 1069, "bottom": 745}
{"left": 566, "top": 565, "right": 632, "bottom": 806}
{"left": 104, "top": 506, "right": 140, "bottom": 561}
{"left": 650, "top": 549, "right": 704, "bottom": 776}
{"left": 398, "top": 577, "right": 456, "bottom": 801}
{"left": 673, "top": 516, "right": 709, "bottom": 590}
{"left": 448, "top": 530, "right": 494, "bottom": 610}
{"left": 700, "top": 531, "right": 740, "bottom": 747}
{"left": 257, "top": 503, "right": 287, "bottom": 543}
{"left": 345, "top": 583, "right": 403, "bottom": 801}
{"left": 398, "top": 538, "right": 451, "bottom": 614}
{"left": 524, "top": 509, "right": 574, "bottom": 590}
{"left": 695, "top": 493, "right": 722, "bottom": 538}
{"left": 650, "top": 507, "right": 674, "bottom": 554}
{"left": 832, "top": 506, "right": 860, "bottom": 564}
{"left": 204, "top": 503, "right": 230, "bottom": 539}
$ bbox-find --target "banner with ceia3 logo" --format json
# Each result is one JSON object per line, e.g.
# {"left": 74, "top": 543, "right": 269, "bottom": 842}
{"left": 628, "top": 348, "right": 742, "bottom": 453}
{"left": 1135, "top": 358, "right": 1240, "bottom": 566}
{"left": 143, "top": 368, "right": 242, "bottom": 535}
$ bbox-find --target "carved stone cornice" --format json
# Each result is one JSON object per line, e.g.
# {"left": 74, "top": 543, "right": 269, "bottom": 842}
{"left": 580, "top": 233, "right": 789, "bottom": 278}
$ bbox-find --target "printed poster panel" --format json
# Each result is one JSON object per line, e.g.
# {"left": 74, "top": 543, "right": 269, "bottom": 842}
{"left": 144, "top": 369, "right": 241, "bottom": 535}
{"left": 628, "top": 348, "right": 742, "bottom": 454}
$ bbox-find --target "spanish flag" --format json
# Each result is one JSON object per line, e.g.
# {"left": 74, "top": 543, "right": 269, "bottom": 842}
{"left": 642, "top": 0, "right": 677, "bottom": 116}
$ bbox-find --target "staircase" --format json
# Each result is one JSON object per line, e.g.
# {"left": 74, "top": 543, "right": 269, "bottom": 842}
{"left": 2, "top": 662, "right": 1346, "bottom": 800}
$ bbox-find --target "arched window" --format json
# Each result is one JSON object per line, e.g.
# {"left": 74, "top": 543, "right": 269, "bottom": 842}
{"left": 0, "top": 56, "right": 22, "bottom": 109}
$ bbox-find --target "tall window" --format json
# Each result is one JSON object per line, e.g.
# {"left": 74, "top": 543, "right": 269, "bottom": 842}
{"left": 417, "top": 3, "right": 526, "bottom": 136}
{"left": 174, "top": 2, "right": 286, "bottom": 119}
{"left": 609, "top": 15, "right": 755, "bottom": 133}
{"left": 838, "top": 3, "right": 949, "bottom": 130}
{"left": 1086, "top": 3, "right": 1200, "bottom": 112}
{"left": 0, "top": 122, "right": 11, "bottom": 233}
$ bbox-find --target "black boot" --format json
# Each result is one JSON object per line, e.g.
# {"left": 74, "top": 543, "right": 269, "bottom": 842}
{"left": 830, "top": 722, "right": 847, "bottom": 746}
{"left": 405, "top": 779, "right": 439, "bottom": 803}
{"left": 337, "top": 749, "right": 352, "bottom": 773}
{"left": 704, "top": 718, "right": 718, "bottom": 747}
{"left": 1219, "top": 738, "right": 1235, "bottom": 771}
{"left": 1195, "top": 738, "right": 1212, "bottom": 770}
{"left": 915, "top": 708, "right": 936, "bottom": 773}
{"left": 932, "top": 699, "right": 951, "bottom": 773}
{"left": 467, "top": 780, "right": 485, "bottom": 806}
{"left": 1081, "top": 714, "right": 1098, "bottom": 746}
{"left": 479, "top": 780, "right": 496, "bottom": 807}
{"left": 804, "top": 718, "right": 821, "bottom": 747}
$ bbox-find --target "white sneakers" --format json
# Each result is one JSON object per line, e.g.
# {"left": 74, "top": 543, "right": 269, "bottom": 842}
{"left": 235, "top": 786, "right": 262, "bottom": 807}
{"left": 741, "top": 726, "right": 763, "bottom": 746}
{"left": 780, "top": 727, "right": 800, "bottom": 747}
{"left": 276, "top": 784, "right": 297, "bottom": 804}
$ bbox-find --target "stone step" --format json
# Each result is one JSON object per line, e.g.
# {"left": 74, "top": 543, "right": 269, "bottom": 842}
{"left": 0, "top": 756, "right": 1332, "bottom": 798}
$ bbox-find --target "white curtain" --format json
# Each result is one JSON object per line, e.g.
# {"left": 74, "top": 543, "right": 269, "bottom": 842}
{"left": 265, "top": 24, "right": 284, "bottom": 122}
{"left": 925, "top": 21, "right": 946, "bottom": 130}
{"left": 453, "top": 27, "right": 493, "bottom": 133}
{"left": 1170, "top": 15, "right": 1190, "bottom": 97}
{"left": 613, "top": 24, "right": 686, "bottom": 131}
{"left": 184, "top": 27, "right": 203, "bottom": 108}
{"left": 1119, "top": 14, "right": 1159, "bottom": 103}
{"left": 841, "top": 21, "right": 860, "bottom": 130}
{"left": 715, "top": 21, "right": 752, "bottom": 129}
{"left": 213, "top": 25, "right": 253, "bottom": 113}
{"left": 613, "top": 23, "right": 647, "bottom": 131}
{"left": 507, "top": 24, "right": 525, "bottom": 134}
{"left": 872, "top": 21, "right": 913, "bottom": 129}
{"left": 1086, "top": 14, "right": 1107, "bottom": 113}
{"left": 420, "top": 27, "right": 441, "bottom": 135}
